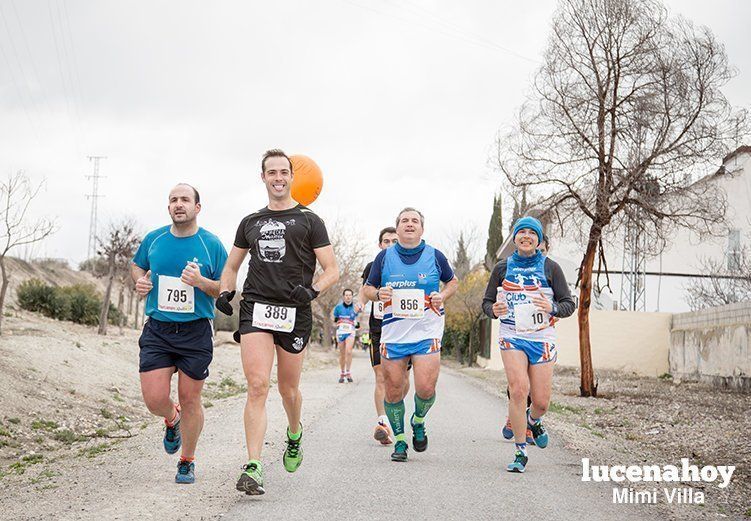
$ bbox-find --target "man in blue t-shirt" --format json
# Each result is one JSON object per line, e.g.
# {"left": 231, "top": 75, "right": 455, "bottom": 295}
{"left": 332, "top": 288, "right": 359, "bottom": 383}
{"left": 362, "top": 207, "right": 459, "bottom": 462}
{"left": 131, "top": 183, "right": 228, "bottom": 485}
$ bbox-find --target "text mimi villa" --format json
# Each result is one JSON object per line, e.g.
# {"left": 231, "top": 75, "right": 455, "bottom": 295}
{"left": 581, "top": 458, "right": 736, "bottom": 505}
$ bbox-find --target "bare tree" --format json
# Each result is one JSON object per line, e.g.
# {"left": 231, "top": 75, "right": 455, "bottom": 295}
{"left": 496, "top": 0, "right": 748, "bottom": 395}
{"left": 686, "top": 248, "right": 751, "bottom": 310}
{"left": 97, "top": 220, "right": 140, "bottom": 335}
{"left": 311, "top": 221, "right": 368, "bottom": 346}
{"left": 0, "top": 172, "right": 55, "bottom": 334}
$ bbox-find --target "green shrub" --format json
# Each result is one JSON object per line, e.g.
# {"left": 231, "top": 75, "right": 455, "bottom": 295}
{"left": 64, "top": 285, "right": 101, "bottom": 325}
{"left": 16, "top": 279, "right": 52, "bottom": 314}
{"left": 17, "top": 278, "right": 126, "bottom": 327}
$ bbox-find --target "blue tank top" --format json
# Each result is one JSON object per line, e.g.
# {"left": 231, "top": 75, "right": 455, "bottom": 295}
{"left": 380, "top": 244, "right": 444, "bottom": 344}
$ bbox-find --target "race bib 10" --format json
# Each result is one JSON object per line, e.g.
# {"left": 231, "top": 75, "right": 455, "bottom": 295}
{"left": 158, "top": 275, "right": 195, "bottom": 313}
{"left": 252, "top": 303, "right": 296, "bottom": 333}
{"left": 514, "top": 302, "right": 549, "bottom": 333}
{"left": 391, "top": 289, "right": 425, "bottom": 319}
{"left": 373, "top": 300, "right": 384, "bottom": 320}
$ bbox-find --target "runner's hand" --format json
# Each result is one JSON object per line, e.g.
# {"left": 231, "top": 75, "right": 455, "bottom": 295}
{"left": 290, "top": 285, "right": 319, "bottom": 305}
{"left": 492, "top": 300, "right": 508, "bottom": 318}
{"left": 377, "top": 286, "right": 392, "bottom": 302}
{"left": 216, "top": 290, "right": 235, "bottom": 316}
{"left": 531, "top": 293, "right": 553, "bottom": 313}
{"left": 135, "top": 270, "right": 153, "bottom": 297}
{"left": 181, "top": 261, "right": 203, "bottom": 287}
{"left": 429, "top": 291, "right": 444, "bottom": 308}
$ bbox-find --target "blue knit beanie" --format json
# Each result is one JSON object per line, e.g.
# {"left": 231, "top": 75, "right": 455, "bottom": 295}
{"left": 512, "top": 216, "right": 544, "bottom": 244}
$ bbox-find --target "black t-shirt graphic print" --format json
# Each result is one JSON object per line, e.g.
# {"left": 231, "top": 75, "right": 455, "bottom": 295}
{"left": 234, "top": 204, "right": 330, "bottom": 307}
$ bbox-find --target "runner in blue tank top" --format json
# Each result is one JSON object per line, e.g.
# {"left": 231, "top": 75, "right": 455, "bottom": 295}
{"left": 363, "top": 207, "right": 459, "bottom": 462}
{"left": 482, "top": 216, "right": 576, "bottom": 473}
{"left": 332, "top": 289, "right": 360, "bottom": 382}
{"left": 131, "top": 183, "right": 228, "bottom": 485}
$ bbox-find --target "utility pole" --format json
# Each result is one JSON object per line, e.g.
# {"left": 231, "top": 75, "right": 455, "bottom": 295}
{"left": 85, "top": 156, "right": 106, "bottom": 259}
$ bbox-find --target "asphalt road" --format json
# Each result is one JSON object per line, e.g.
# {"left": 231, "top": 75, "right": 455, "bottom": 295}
{"left": 224, "top": 351, "right": 649, "bottom": 520}
{"left": 3, "top": 350, "right": 652, "bottom": 520}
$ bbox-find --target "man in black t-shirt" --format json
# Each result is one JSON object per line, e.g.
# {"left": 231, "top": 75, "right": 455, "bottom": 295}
{"left": 358, "top": 226, "right": 411, "bottom": 446}
{"left": 216, "top": 149, "right": 339, "bottom": 496}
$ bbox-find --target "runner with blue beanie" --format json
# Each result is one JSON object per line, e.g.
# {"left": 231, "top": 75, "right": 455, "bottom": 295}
{"left": 482, "top": 216, "right": 576, "bottom": 473}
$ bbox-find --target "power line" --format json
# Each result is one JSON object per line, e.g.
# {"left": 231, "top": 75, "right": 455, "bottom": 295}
{"left": 85, "top": 156, "right": 106, "bottom": 259}
{"left": 47, "top": 0, "right": 80, "bottom": 154}
{"left": 57, "top": 0, "right": 87, "bottom": 146}
{"left": 0, "top": 1, "right": 48, "bottom": 131}
{"left": 0, "top": 26, "right": 42, "bottom": 145}
{"left": 388, "top": 0, "right": 539, "bottom": 64}
{"left": 342, "top": 0, "right": 539, "bottom": 64}
{"left": 8, "top": 0, "right": 55, "bottom": 116}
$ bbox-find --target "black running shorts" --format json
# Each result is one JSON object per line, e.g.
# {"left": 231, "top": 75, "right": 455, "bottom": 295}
{"left": 138, "top": 318, "right": 214, "bottom": 380}
{"left": 238, "top": 300, "right": 312, "bottom": 354}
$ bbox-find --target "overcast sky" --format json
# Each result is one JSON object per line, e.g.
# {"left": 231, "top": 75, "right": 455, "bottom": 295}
{"left": 1, "top": 0, "right": 749, "bottom": 267}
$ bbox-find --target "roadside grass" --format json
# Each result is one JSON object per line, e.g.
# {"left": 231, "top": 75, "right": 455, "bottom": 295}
{"left": 203, "top": 376, "right": 247, "bottom": 400}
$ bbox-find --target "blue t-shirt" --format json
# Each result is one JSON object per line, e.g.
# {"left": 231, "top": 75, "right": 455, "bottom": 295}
{"left": 132, "top": 226, "right": 228, "bottom": 322}
{"left": 365, "top": 240, "right": 455, "bottom": 288}
{"left": 333, "top": 302, "right": 358, "bottom": 325}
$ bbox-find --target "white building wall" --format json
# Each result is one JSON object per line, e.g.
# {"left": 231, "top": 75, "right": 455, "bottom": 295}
{"left": 555, "top": 150, "right": 751, "bottom": 313}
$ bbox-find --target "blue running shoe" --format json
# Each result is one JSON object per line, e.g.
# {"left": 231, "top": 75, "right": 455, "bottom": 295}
{"left": 164, "top": 413, "right": 181, "bottom": 455}
{"left": 528, "top": 420, "right": 548, "bottom": 448}
{"left": 506, "top": 450, "right": 528, "bottom": 473}
{"left": 175, "top": 459, "right": 195, "bottom": 484}
{"left": 502, "top": 417, "right": 513, "bottom": 440}
{"left": 503, "top": 417, "right": 535, "bottom": 445}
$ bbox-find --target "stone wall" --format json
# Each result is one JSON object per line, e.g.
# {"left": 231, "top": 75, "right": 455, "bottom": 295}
{"left": 670, "top": 302, "right": 751, "bottom": 390}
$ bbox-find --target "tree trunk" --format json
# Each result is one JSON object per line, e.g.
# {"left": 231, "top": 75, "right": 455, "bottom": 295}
{"left": 127, "top": 287, "right": 134, "bottom": 326}
{"left": 98, "top": 255, "right": 116, "bottom": 335}
{"left": 117, "top": 284, "right": 124, "bottom": 326}
{"left": 577, "top": 225, "right": 601, "bottom": 397}
{"left": 0, "top": 257, "right": 8, "bottom": 335}
{"left": 134, "top": 299, "right": 141, "bottom": 329}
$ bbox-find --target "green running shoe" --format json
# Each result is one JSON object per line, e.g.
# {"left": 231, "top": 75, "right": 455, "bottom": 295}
{"left": 410, "top": 413, "right": 428, "bottom": 452}
{"left": 236, "top": 461, "right": 265, "bottom": 495}
{"left": 391, "top": 440, "right": 408, "bottom": 462}
{"left": 283, "top": 425, "right": 303, "bottom": 473}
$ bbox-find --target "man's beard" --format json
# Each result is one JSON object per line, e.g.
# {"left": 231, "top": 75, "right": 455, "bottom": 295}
{"left": 171, "top": 213, "right": 195, "bottom": 227}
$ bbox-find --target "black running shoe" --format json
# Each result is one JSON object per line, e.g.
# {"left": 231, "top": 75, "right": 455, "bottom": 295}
{"left": 391, "top": 440, "right": 408, "bottom": 462}
{"left": 411, "top": 413, "right": 428, "bottom": 452}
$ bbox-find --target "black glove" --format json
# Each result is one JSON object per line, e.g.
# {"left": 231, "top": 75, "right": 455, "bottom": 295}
{"left": 290, "top": 285, "right": 319, "bottom": 305}
{"left": 216, "top": 290, "right": 235, "bottom": 316}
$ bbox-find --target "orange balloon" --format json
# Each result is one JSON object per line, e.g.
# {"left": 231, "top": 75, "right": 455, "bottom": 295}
{"left": 290, "top": 155, "right": 323, "bottom": 206}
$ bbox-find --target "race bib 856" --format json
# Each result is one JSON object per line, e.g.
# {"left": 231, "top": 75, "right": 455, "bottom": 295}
{"left": 391, "top": 289, "right": 425, "bottom": 319}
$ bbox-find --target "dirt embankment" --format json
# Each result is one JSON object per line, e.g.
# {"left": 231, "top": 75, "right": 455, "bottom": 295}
{"left": 451, "top": 361, "right": 751, "bottom": 520}
{"left": 0, "top": 308, "right": 334, "bottom": 498}
{"left": 3, "top": 258, "right": 108, "bottom": 302}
